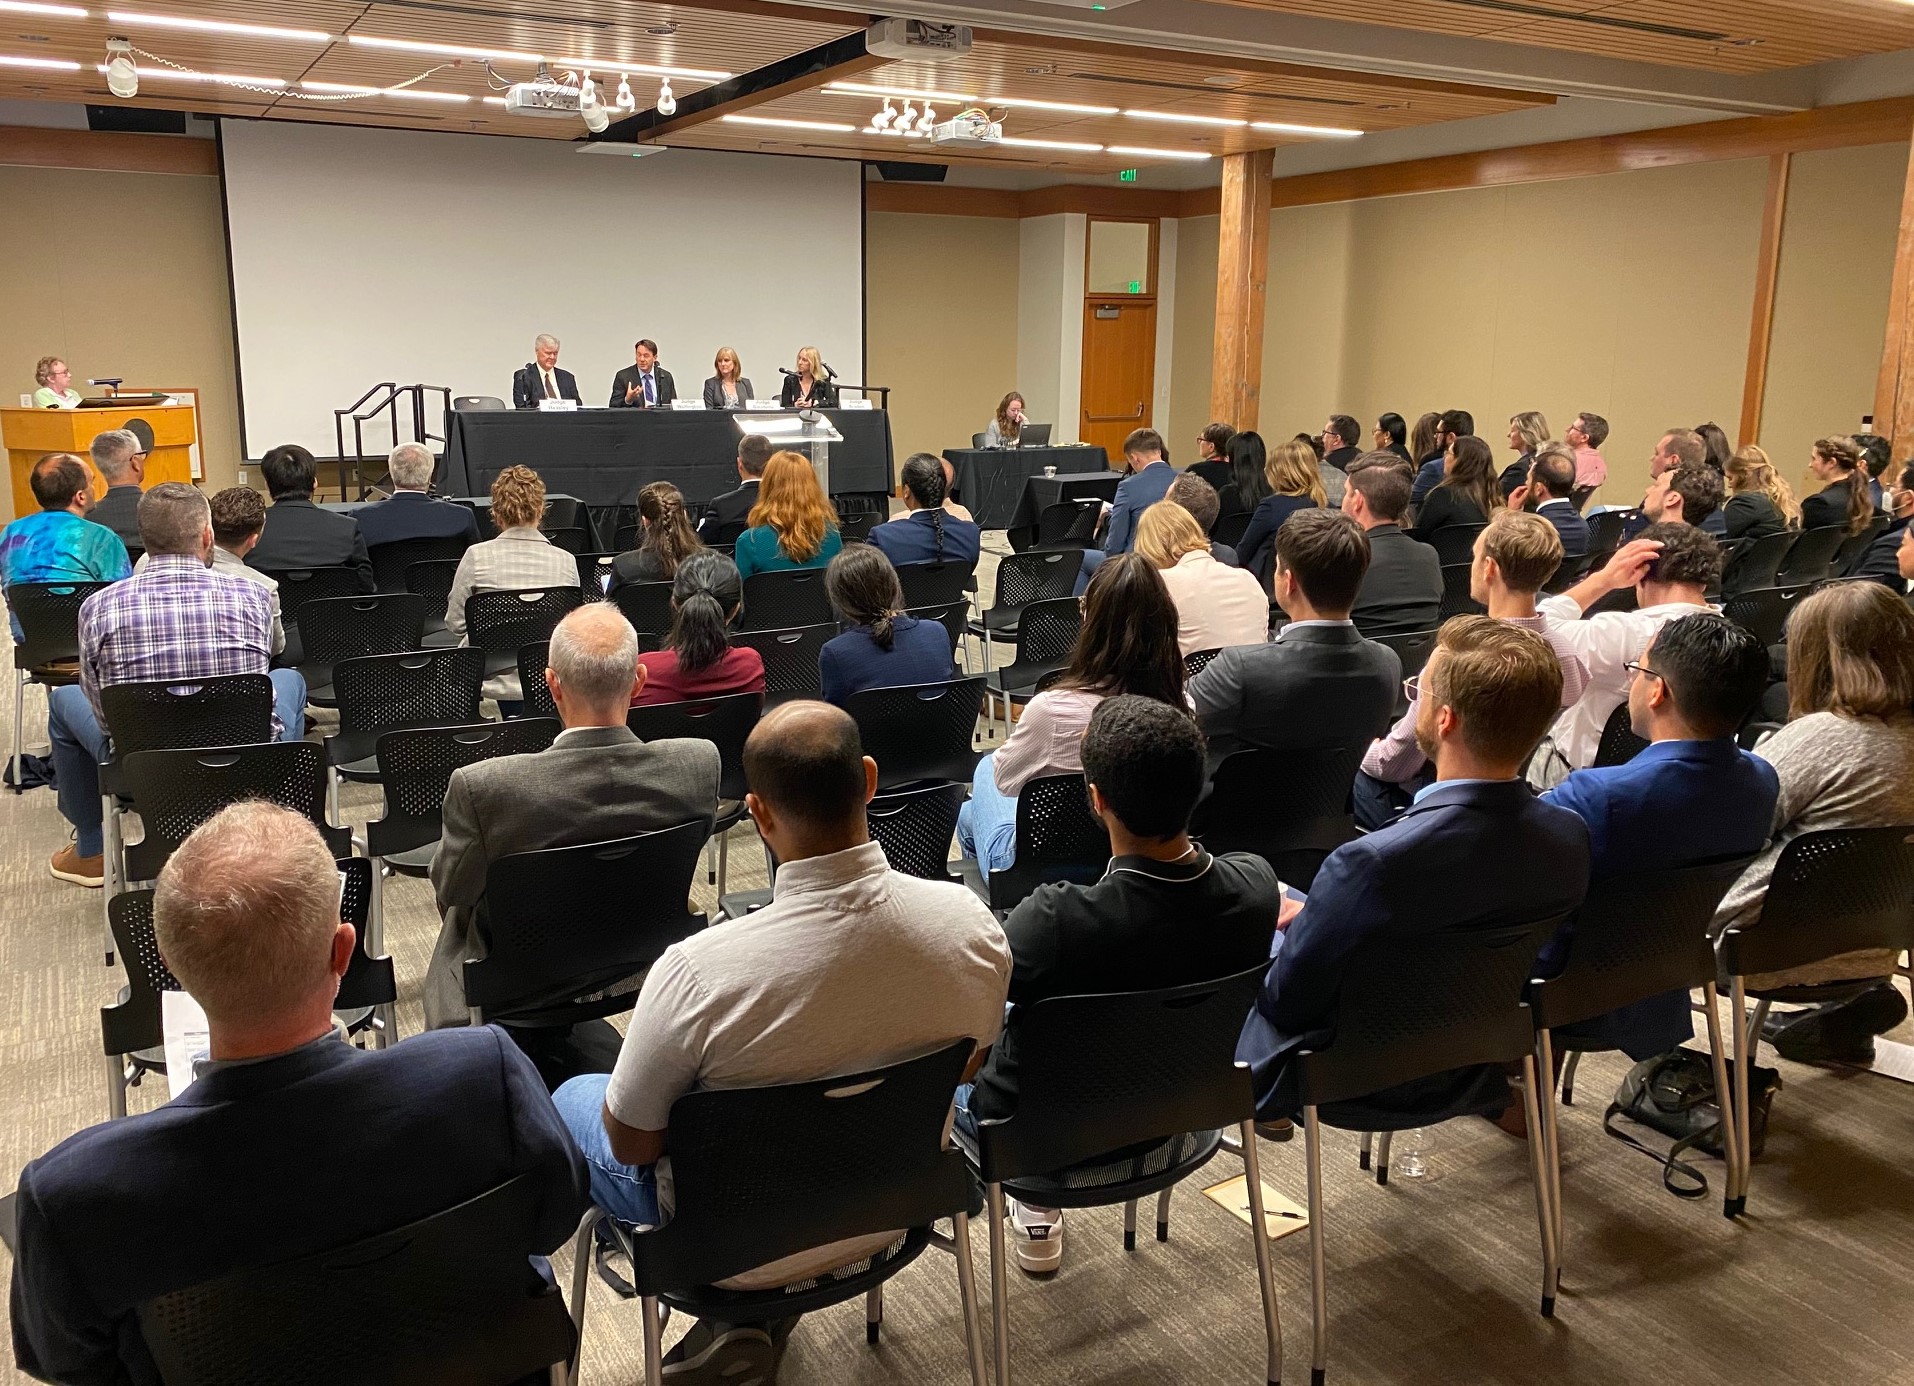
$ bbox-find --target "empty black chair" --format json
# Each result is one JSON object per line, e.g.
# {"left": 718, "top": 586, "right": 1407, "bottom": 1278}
{"left": 1773, "top": 524, "right": 1849, "bottom": 586}
{"left": 569, "top": 1041, "right": 988, "bottom": 1386}
{"left": 1370, "top": 629, "right": 1439, "bottom": 717}
{"left": 738, "top": 568, "right": 833, "bottom": 631}
{"left": 1212, "top": 510, "right": 1251, "bottom": 551}
{"left": 138, "top": 1171, "right": 574, "bottom": 1386}
{"left": 1591, "top": 700, "right": 1649, "bottom": 768}
{"left": 895, "top": 560, "right": 976, "bottom": 609}
{"left": 629, "top": 691, "right": 761, "bottom": 892}
{"left": 866, "top": 782, "right": 967, "bottom": 880}
{"left": 984, "top": 596, "right": 1081, "bottom": 732}
{"left": 844, "top": 677, "right": 985, "bottom": 790}
{"left": 119, "top": 741, "right": 349, "bottom": 882}
{"left": 1831, "top": 517, "right": 1889, "bottom": 576}
{"left": 1722, "top": 583, "right": 1814, "bottom": 649}
{"left": 295, "top": 593, "right": 427, "bottom": 706}
{"left": 1193, "top": 745, "right": 1360, "bottom": 892}
{"left": 960, "top": 968, "right": 1281, "bottom": 1386}
{"left": 7, "top": 579, "right": 109, "bottom": 794}
{"left": 368, "top": 534, "right": 470, "bottom": 594}
{"left": 1720, "top": 529, "right": 1797, "bottom": 597}
{"left": 1422, "top": 522, "right": 1486, "bottom": 566}
{"left": 574, "top": 551, "right": 615, "bottom": 597}
{"left": 1032, "top": 500, "right": 1102, "bottom": 551}
{"left": 465, "top": 587, "right": 585, "bottom": 681}
{"left": 732, "top": 623, "right": 833, "bottom": 707}
{"left": 540, "top": 523, "right": 590, "bottom": 555}
{"left": 959, "top": 773, "right": 1108, "bottom": 914}
{"left": 464, "top": 821, "right": 708, "bottom": 1031}
{"left": 325, "top": 647, "right": 485, "bottom": 784}
{"left": 610, "top": 580, "right": 676, "bottom": 640}
{"left": 1717, "top": 826, "right": 1914, "bottom": 1217}
{"left": 367, "top": 719, "right": 561, "bottom": 875}
{"left": 1584, "top": 509, "right": 1639, "bottom": 555}
{"left": 1437, "top": 562, "right": 1485, "bottom": 621}
{"left": 262, "top": 566, "right": 368, "bottom": 628}
{"left": 453, "top": 394, "right": 507, "bottom": 412}
{"left": 611, "top": 521, "right": 641, "bottom": 553}
{"left": 967, "top": 550, "right": 1081, "bottom": 669}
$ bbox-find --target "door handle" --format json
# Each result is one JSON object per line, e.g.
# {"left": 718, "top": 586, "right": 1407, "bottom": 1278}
{"left": 1083, "top": 404, "right": 1145, "bottom": 422}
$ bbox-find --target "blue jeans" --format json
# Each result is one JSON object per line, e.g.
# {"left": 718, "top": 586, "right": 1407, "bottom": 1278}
{"left": 955, "top": 752, "right": 1017, "bottom": 875}
{"left": 48, "top": 669, "right": 308, "bottom": 857}
{"left": 553, "top": 1073, "right": 661, "bottom": 1227}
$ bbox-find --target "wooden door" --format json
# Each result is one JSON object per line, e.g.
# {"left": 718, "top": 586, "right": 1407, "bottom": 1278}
{"left": 1079, "top": 300, "right": 1157, "bottom": 459}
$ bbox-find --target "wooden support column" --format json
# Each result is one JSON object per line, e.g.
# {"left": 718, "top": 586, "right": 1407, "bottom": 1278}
{"left": 1738, "top": 153, "right": 1791, "bottom": 447}
{"left": 1211, "top": 150, "right": 1273, "bottom": 432}
{"left": 1875, "top": 137, "right": 1914, "bottom": 455}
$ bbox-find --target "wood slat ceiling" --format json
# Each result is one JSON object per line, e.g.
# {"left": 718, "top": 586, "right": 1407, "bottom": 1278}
{"left": 1206, "top": 0, "right": 1914, "bottom": 74}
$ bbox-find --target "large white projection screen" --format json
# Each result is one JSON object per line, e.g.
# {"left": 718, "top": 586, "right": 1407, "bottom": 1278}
{"left": 219, "top": 120, "right": 865, "bottom": 456}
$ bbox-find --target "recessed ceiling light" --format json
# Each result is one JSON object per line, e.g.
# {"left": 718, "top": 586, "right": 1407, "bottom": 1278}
{"left": 991, "top": 96, "right": 1117, "bottom": 115}
{"left": 0, "top": 1, "right": 86, "bottom": 16}
{"left": 301, "top": 79, "right": 470, "bottom": 102}
{"left": 1000, "top": 136, "right": 1104, "bottom": 151}
{"left": 344, "top": 35, "right": 728, "bottom": 81}
{"left": 645, "top": 22, "right": 675, "bottom": 35}
{"left": 97, "top": 61, "right": 284, "bottom": 84}
{"left": 721, "top": 114, "right": 856, "bottom": 132}
{"left": 1106, "top": 144, "right": 1212, "bottom": 161}
{"left": 825, "top": 80, "right": 974, "bottom": 103}
{"left": 1124, "top": 109, "right": 1247, "bottom": 127}
{"left": 1251, "top": 120, "right": 1363, "bottom": 138}
{"left": 106, "top": 12, "right": 328, "bottom": 41}
{"left": 0, "top": 49, "right": 79, "bottom": 66}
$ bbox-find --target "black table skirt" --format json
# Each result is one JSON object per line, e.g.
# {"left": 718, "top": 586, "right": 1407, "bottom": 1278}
{"left": 941, "top": 446, "right": 1110, "bottom": 530}
{"left": 442, "top": 408, "right": 895, "bottom": 507}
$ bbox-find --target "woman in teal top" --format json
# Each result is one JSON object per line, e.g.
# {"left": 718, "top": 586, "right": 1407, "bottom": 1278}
{"left": 730, "top": 450, "right": 843, "bottom": 580}
{"left": 32, "top": 357, "right": 81, "bottom": 409}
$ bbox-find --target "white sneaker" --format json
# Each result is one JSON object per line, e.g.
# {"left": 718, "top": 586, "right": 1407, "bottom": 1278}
{"left": 1009, "top": 1200, "right": 1063, "bottom": 1274}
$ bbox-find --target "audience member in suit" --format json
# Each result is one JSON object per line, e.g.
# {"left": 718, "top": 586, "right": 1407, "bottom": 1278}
{"left": 731, "top": 451, "right": 843, "bottom": 580}
{"left": 1235, "top": 435, "right": 1325, "bottom": 588}
{"left": 1723, "top": 446, "right": 1797, "bottom": 542}
{"left": 353, "top": 441, "right": 479, "bottom": 552}
{"left": 1166, "top": 471, "right": 1239, "bottom": 565}
{"left": 777, "top": 345, "right": 839, "bottom": 408}
{"left": 1237, "top": 618, "right": 1591, "bottom": 1126}
{"left": 248, "top": 443, "right": 374, "bottom": 592}
{"left": 1625, "top": 430, "right": 1725, "bottom": 540}
{"left": 85, "top": 428, "right": 144, "bottom": 549}
{"left": 1408, "top": 434, "right": 1497, "bottom": 541}
{"left": 1076, "top": 427, "right": 1179, "bottom": 593}
{"left": 11, "top": 802, "right": 589, "bottom": 1384}
{"left": 1342, "top": 452, "right": 1441, "bottom": 639}
{"left": 1508, "top": 445, "right": 1589, "bottom": 558}
{"left": 1800, "top": 435, "right": 1880, "bottom": 537}
{"left": 443, "top": 465, "right": 579, "bottom": 707}
{"left": 633, "top": 551, "right": 765, "bottom": 707}
{"left": 610, "top": 338, "right": 677, "bottom": 409}
{"left": 608, "top": 481, "right": 702, "bottom": 594}
{"left": 1320, "top": 414, "right": 1362, "bottom": 473}
{"left": 1191, "top": 509, "right": 1398, "bottom": 767}
{"left": 1186, "top": 421, "right": 1236, "bottom": 492}
{"left": 425, "top": 604, "right": 720, "bottom": 1029}
{"left": 1521, "top": 615, "right": 1779, "bottom": 1133}
{"left": 511, "top": 333, "right": 581, "bottom": 409}
{"left": 1136, "top": 498, "right": 1269, "bottom": 656}
{"left": 552, "top": 701, "right": 1010, "bottom": 1381}
{"left": 820, "top": 543, "right": 953, "bottom": 706}
{"left": 698, "top": 434, "right": 774, "bottom": 544}
{"left": 1373, "top": 412, "right": 1414, "bottom": 467}
{"left": 1565, "top": 411, "right": 1610, "bottom": 494}
{"left": 962, "top": 695, "right": 1281, "bottom": 1271}
{"left": 1537, "top": 522, "right": 1721, "bottom": 774}
{"left": 702, "top": 345, "right": 753, "bottom": 410}
{"left": 869, "top": 454, "right": 981, "bottom": 569}
{"left": 1497, "top": 411, "right": 1549, "bottom": 501}
{"left": 1854, "top": 464, "right": 1912, "bottom": 590}
{"left": 1356, "top": 511, "right": 1591, "bottom": 829}
{"left": 960, "top": 554, "right": 1184, "bottom": 875}
{"left": 1410, "top": 408, "right": 1472, "bottom": 510}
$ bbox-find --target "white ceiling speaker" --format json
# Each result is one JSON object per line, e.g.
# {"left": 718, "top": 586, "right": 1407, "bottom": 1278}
{"left": 104, "top": 35, "right": 136, "bottom": 97}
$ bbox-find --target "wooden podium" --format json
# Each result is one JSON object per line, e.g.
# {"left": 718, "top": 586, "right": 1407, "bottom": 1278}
{"left": 0, "top": 402, "right": 198, "bottom": 517}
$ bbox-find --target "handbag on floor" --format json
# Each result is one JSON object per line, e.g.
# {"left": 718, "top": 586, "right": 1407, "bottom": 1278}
{"left": 1601, "top": 1046, "right": 1780, "bottom": 1199}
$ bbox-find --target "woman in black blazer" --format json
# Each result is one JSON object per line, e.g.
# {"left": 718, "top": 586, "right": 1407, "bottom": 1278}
{"left": 778, "top": 345, "right": 838, "bottom": 409}
{"left": 701, "top": 346, "right": 753, "bottom": 410}
{"left": 1800, "top": 436, "right": 1877, "bottom": 535}
{"left": 1723, "top": 446, "right": 1795, "bottom": 541}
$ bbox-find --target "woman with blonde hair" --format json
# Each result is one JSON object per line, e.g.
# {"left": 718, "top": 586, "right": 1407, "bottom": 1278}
{"left": 444, "top": 464, "right": 578, "bottom": 709}
{"left": 983, "top": 391, "right": 1026, "bottom": 448}
{"left": 1235, "top": 435, "right": 1325, "bottom": 587}
{"left": 1135, "top": 500, "right": 1269, "bottom": 655}
{"left": 1801, "top": 436, "right": 1879, "bottom": 535}
{"left": 1724, "top": 445, "right": 1796, "bottom": 540}
{"left": 701, "top": 346, "right": 753, "bottom": 410}
{"left": 733, "top": 451, "right": 843, "bottom": 579}
{"left": 1500, "top": 410, "right": 1550, "bottom": 499}
{"left": 777, "top": 345, "right": 838, "bottom": 409}
{"left": 32, "top": 356, "right": 80, "bottom": 408}
{"left": 609, "top": 481, "right": 703, "bottom": 592}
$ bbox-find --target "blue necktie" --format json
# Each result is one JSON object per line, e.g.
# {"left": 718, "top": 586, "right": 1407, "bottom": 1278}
{"left": 643, "top": 373, "right": 654, "bottom": 406}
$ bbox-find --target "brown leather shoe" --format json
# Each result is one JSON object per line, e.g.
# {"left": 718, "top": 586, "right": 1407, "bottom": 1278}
{"left": 1255, "top": 1118, "right": 1295, "bottom": 1142}
{"left": 1485, "top": 1101, "right": 1529, "bottom": 1139}
{"left": 50, "top": 842, "right": 103, "bottom": 889}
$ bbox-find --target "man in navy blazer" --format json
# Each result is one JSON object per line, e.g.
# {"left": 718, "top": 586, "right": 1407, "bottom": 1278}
{"left": 354, "top": 441, "right": 480, "bottom": 553}
{"left": 1238, "top": 617, "right": 1591, "bottom": 1125}
{"left": 9, "top": 804, "right": 588, "bottom": 1384}
{"left": 1535, "top": 613, "right": 1778, "bottom": 1066}
{"left": 1077, "top": 427, "right": 1176, "bottom": 592}
{"left": 1511, "top": 449, "right": 1589, "bottom": 559}
{"left": 511, "top": 333, "right": 581, "bottom": 409}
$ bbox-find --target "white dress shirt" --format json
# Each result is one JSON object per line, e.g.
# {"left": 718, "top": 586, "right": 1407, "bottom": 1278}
{"left": 1537, "top": 592, "right": 1714, "bottom": 769}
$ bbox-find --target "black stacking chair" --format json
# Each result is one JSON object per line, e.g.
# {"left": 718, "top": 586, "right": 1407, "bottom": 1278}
{"left": 1591, "top": 700, "right": 1649, "bottom": 768}
{"left": 465, "top": 587, "right": 585, "bottom": 681}
{"left": 263, "top": 566, "right": 367, "bottom": 629}
{"left": 837, "top": 510, "right": 878, "bottom": 544}
{"left": 958, "top": 773, "right": 1108, "bottom": 915}
{"left": 367, "top": 719, "right": 561, "bottom": 876}
{"left": 628, "top": 692, "right": 760, "bottom": 893}
{"left": 1032, "top": 500, "right": 1102, "bottom": 551}
{"left": 895, "top": 560, "right": 976, "bottom": 609}
{"left": 540, "top": 523, "right": 590, "bottom": 555}
{"left": 1830, "top": 517, "right": 1889, "bottom": 576}
{"left": 1773, "top": 525, "right": 1849, "bottom": 586}
{"left": 1212, "top": 510, "right": 1251, "bottom": 551}
{"left": 611, "top": 580, "right": 676, "bottom": 642}
{"left": 1540, "top": 548, "right": 1596, "bottom": 595}
{"left": 844, "top": 677, "right": 985, "bottom": 790}
{"left": 959, "top": 967, "right": 1282, "bottom": 1386}
{"left": 406, "top": 559, "right": 461, "bottom": 642}
{"left": 1720, "top": 530, "right": 1797, "bottom": 597}
{"left": 1585, "top": 509, "right": 1639, "bottom": 555}
{"left": 984, "top": 596, "right": 1081, "bottom": 734}
{"left": 906, "top": 601, "right": 973, "bottom": 674}
{"left": 738, "top": 568, "right": 833, "bottom": 631}
{"left": 732, "top": 623, "right": 833, "bottom": 707}
{"left": 1722, "top": 583, "right": 1814, "bottom": 649}
{"left": 139, "top": 1170, "right": 575, "bottom": 1386}
{"left": 1183, "top": 647, "right": 1224, "bottom": 680}
{"left": 7, "top": 579, "right": 109, "bottom": 794}
{"left": 866, "top": 782, "right": 968, "bottom": 880}
{"left": 119, "top": 741, "right": 349, "bottom": 882}
{"left": 1437, "top": 563, "right": 1485, "bottom": 621}
{"left": 1717, "top": 826, "right": 1914, "bottom": 1217}
{"left": 463, "top": 821, "right": 708, "bottom": 1033}
{"left": 1292, "top": 908, "right": 1574, "bottom": 1381}
{"left": 368, "top": 534, "right": 470, "bottom": 594}
{"left": 516, "top": 642, "right": 558, "bottom": 721}
{"left": 569, "top": 1041, "right": 988, "bottom": 1386}
{"left": 967, "top": 550, "right": 1081, "bottom": 671}
{"left": 574, "top": 551, "right": 616, "bottom": 598}
{"left": 1423, "top": 522, "right": 1486, "bottom": 566}
{"left": 295, "top": 593, "right": 427, "bottom": 706}
{"left": 1193, "top": 745, "right": 1361, "bottom": 892}
{"left": 324, "top": 647, "right": 485, "bottom": 789}
{"left": 1370, "top": 629, "right": 1439, "bottom": 718}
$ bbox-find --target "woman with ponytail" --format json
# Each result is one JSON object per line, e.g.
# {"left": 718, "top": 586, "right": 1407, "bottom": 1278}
{"left": 631, "top": 550, "right": 765, "bottom": 706}
{"left": 819, "top": 543, "right": 954, "bottom": 705}
{"left": 1801, "top": 436, "right": 1882, "bottom": 536}
{"left": 870, "top": 453, "right": 982, "bottom": 569}
{"left": 609, "top": 481, "right": 703, "bottom": 593}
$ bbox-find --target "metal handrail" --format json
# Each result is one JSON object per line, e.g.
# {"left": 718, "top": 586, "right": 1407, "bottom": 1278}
{"left": 331, "top": 382, "right": 451, "bottom": 500}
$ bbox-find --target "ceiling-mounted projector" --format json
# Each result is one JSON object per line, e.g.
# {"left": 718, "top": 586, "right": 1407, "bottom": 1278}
{"left": 505, "top": 80, "right": 584, "bottom": 118}
{"left": 867, "top": 18, "right": 971, "bottom": 60}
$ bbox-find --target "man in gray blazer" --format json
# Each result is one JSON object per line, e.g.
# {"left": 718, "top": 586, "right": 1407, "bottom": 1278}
{"left": 1343, "top": 452, "right": 1442, "bottom": 639}
{"left": 1190, "top": 509, "right": 1399, "bottom": 767}
{"left": 424, "top": 603, "right": 721, "bottom": 1030}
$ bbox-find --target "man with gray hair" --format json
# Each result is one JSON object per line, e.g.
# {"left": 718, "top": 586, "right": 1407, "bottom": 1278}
{"left": 512, "top": 332, "right": 580, "bottom": 409}
{"left": 353, "top": 440, "right": 479, "bottom": 552}
{"left": 86, "top": 428, "right": 146, "bottom": 548}
{"left": 10, "top": 802, "right": 589, "bottom": 1384}
{"left": 424, "top": 602, "right": 720, "bottom": 1028}
{"left": 46, "top": 482, "right": 305, "bottom": 888}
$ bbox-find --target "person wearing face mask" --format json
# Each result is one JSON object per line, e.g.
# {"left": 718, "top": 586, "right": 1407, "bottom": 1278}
{"left": 610, "top": 338, "right": 676, "bottom": 409}
{"left": 512, "top": 334, "right": 580, "bottom": 409}
{"left": 1853, "top": 461, "right": 1914, "bottom": 591}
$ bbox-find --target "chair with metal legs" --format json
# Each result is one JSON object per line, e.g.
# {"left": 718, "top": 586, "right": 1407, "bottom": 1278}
{"left": 6, "top": 580, "right": 109, "bottom": 794}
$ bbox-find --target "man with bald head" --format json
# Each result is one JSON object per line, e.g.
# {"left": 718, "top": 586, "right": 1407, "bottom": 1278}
{"left": 11, "top": 803, "right": 587, "bottom": 1384}
{"left": 553, "top": 702, "right": 1010, "bottom": 1381}
{"left": 424, "top": 602, "right": 720, "bottom": 1029}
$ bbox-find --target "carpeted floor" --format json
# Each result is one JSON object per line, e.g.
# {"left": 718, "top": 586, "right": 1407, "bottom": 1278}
{"left": 2, "top": 535, "right": 1913, "bottom": 1386}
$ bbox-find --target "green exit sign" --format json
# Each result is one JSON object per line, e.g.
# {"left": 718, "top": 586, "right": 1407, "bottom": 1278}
{"left": 1118, "top": 168, "right": 1138, "bottom": 182}
{"left": 1127, "top": 279, "right": 1143, "bottom": 294}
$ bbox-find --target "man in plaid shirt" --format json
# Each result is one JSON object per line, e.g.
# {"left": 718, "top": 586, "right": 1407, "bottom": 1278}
{"left": 46, "top": 484, "right": 306, "bottom": 888}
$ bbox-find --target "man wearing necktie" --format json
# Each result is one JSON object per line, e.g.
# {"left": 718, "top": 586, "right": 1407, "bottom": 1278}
{"left": 610, "top": 339, "right": 677, "bottom": 409}
{"left": 511, "top": 334, "right": 580, "bottom": 409}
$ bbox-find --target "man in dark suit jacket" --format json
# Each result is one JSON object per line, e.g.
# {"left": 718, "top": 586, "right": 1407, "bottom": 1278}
{"left": 609, "top": 339, "right": 677, "bottom": 409}
{"left": 85, "top": 428, "right": 145, "bottom": 548}
{"left": 1077, "top": 428, "right": 1176, "bottom": 592}
{"left": 1320, "top": 413, "right": 1362, "bottom": 473}
{"left": 425, "top": 605, "right": 720, "bottom": 1028}
{"left": 353, "top": 441, "right": 480, "bottom": 553}
{"left": 696, "top": 434, "right": 774, "bottom": 544}
{"left": 9, "top": 802, "right": 589, "bottom": 1385}
{"left": 1509, "top": 448, "right": 1589, "bottom": 558}
{"left": 511, "top": 333, "right": 581, "bottom": 409}
{"left": 247, "top": 444, "right": 375, "bottom": 592}
{"left": 1237, "top": 618, "right": 1591, "bottom": 1124}
{"left": 1342, "top": 453, "right": 1442, "bottom": 638}
{"left": 1410, "top": 408, "right": 1472, "bottom": 510}
{"left": 1191, "top": 509, "right": 1398, "bottom": 766}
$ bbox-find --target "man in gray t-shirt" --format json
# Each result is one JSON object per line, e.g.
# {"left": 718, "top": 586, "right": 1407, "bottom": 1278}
{"left": 553, "top": 702, "right": 1010, "bottom": 1380}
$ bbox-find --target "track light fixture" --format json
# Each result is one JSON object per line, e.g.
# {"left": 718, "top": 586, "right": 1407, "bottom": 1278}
{"left": 614, "top": 74, "right": 634, "bottom": 111}
{"left": 656, "top": 76, "right": 675, "bottom": 115}
{"left": 103, "top": 35, "right": 135, "bottom": 97}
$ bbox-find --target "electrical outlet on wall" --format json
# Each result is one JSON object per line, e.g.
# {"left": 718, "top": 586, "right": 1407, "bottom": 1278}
{"left": 238, "top": 469, "right": 248, "bottom": 486}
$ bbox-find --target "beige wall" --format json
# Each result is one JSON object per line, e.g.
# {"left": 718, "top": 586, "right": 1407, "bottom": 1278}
{"left": 1168, "top": 214, "right": 1219, "bottom": 459}
{"left": 0, "top": 163, "right": 241, "bottom": 521}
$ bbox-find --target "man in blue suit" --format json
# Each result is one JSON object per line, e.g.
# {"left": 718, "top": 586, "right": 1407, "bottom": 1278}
{"left": 353, "top": 441, "right": 481, "bottom": 554}
{"left": 1534, "top": 613, "right": 1778, "bottom": 1071}
{"left": 1078, "top": 427, "right": 1176, "bottom": 592}
{"left": 1510, "top": 448, "right": 1589, "bottom": 559}
{"left": 10, "top": 803, "right": 588, "bottom": 1384}
{"left": 1238, "top": 617, "right": 1591, "bottom": 1126}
